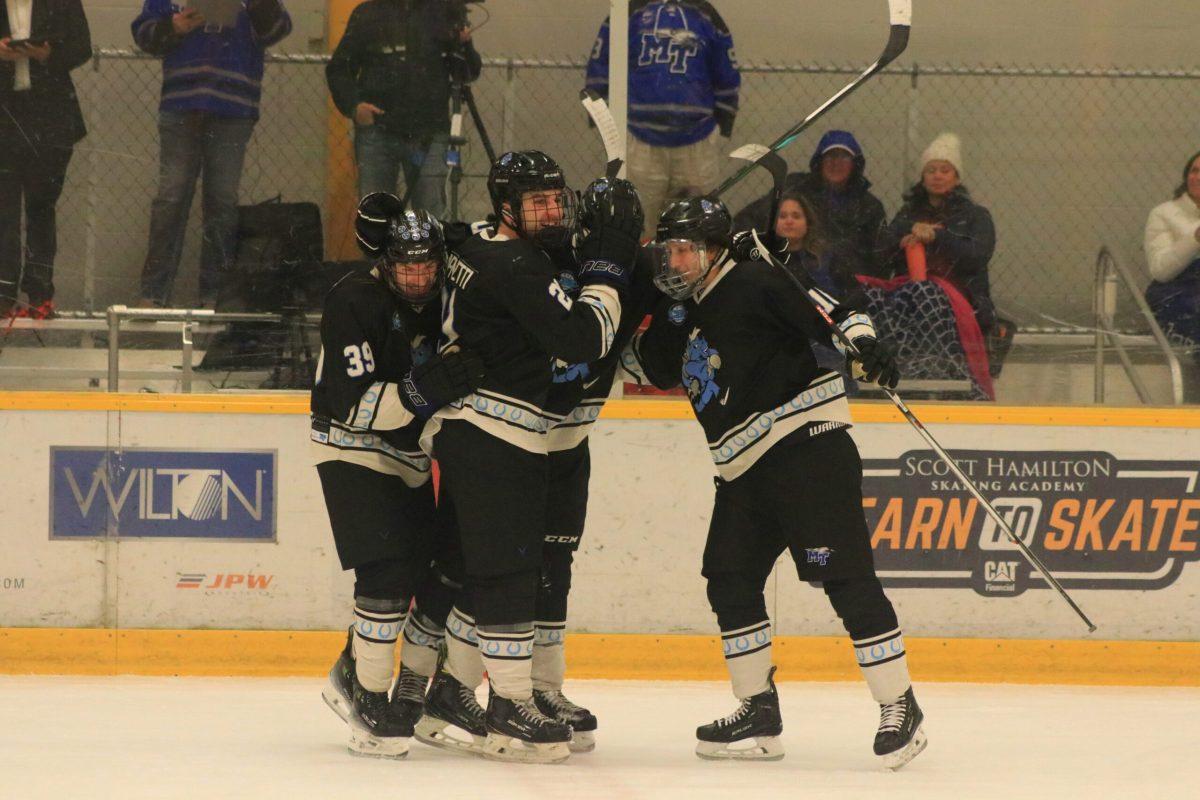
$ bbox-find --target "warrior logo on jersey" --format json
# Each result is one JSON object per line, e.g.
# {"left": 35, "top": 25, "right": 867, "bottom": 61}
{"left": 683, "top": 328, "right": 722, "bottom": 412}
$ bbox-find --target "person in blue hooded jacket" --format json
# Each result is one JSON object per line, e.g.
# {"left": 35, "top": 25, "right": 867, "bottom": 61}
{"left": 733, "top": 130, "right": 887, "bottom": 279}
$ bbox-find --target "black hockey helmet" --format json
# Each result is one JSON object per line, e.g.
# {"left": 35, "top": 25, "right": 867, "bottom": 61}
{"left": 355, "top": 191, "right": 405, "bottom": 258}
{"left": 579, "top": 177, "right": 644, "bottom": 236}
{"left": 652, "top": 196, "right": 733, "bottom": 300}
{"left": 487, "top": 150, "right": 577, "bottom": 248}
{"left": 381, "top": 209, "right": 445, "bottom": 306}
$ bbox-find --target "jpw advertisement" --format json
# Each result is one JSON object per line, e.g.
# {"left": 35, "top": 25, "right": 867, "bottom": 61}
{"left": 863, "top": 450, "right": 1200, "bottom": 596}
{"left": 50, "top": 448, "right": 277, "bottom": 541}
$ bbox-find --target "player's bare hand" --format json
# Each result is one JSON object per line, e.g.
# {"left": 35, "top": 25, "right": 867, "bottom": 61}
{"left": 173, "top": 8, "right": 206, "bottom": 35}
{"left": 21, "top": 41, "right": 51, "bottom": 63}
{"left": 355, "top": 102, "right": 385, "bottom": 126}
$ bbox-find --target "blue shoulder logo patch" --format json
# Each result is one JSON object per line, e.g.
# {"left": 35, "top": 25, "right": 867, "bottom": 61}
{"left": 682, "top": 328, "right": 722, "bottom": 412}
{"left": 667, "top": 302, "right": 687, "bottom": 326}
{"left": 557, "top": 270, "right": 580, "bottom": 296}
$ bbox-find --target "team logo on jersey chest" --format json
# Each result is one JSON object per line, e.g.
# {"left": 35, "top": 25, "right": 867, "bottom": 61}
{"left": 682, "top": 328, "right": 723, "bottom": 412}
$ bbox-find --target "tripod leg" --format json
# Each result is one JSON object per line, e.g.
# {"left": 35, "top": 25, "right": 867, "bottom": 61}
{"left": 462, "top": 86, "right": 497, "bottom": 164}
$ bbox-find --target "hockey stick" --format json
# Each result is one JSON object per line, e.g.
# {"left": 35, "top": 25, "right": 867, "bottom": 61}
{"left": 748, "top": 230, "right": 1098, "bottom": 633}
{"left": 580, "top": 88, "right": 624, "bottom": 180}
{"left": 729, "top": 143, "right": 789, "bottom": 251}
{"left": 713, "top": 0, "right": 911, "bottom": 198}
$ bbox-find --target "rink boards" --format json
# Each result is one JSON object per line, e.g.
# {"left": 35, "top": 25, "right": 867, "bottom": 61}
{"left": 1, "top": 392, "right": 1198, "bottom": 684}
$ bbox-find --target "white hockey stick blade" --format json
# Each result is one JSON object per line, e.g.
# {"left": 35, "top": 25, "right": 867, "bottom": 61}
{"left": 580, "top": 88, "right": 624, "bottom": 179}
{"left": 729, "top": 143, "right": 771, "bottom": 162}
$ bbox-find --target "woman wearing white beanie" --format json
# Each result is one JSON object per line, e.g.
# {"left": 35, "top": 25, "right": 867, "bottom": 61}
{"left": 878, "top": 132, "right": 997, "bottom": 334}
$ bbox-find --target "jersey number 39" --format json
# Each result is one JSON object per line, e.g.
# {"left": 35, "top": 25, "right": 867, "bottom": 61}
{"left": 344, "top": 342, "right": 376, "bottom": 377}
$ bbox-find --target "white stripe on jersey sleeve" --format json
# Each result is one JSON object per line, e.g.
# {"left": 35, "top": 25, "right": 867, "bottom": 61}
{"left": 370, "top": 383, "right": 416, "bottom": 431}
{"left": 834, "top": 312, "right": 877, "bottom": 356}
{"left": 577, "top": 284, "right": 622, "bottom": 359}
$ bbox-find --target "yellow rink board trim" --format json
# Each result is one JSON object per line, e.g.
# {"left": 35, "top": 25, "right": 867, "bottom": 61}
{"left": 3, "top": 391, "right": 1200, "bottom": 428}
{"left": 1, "top": 629, "right": 1196, "bottom": 686}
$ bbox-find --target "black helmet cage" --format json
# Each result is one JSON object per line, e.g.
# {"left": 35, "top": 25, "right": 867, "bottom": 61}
{"left": 488, "top": 150, "right": 578, "bottom": 248}
{"left": 381, "top": 209, "right": 446, "bottom": 306}
{"left": 652, "top": 196, "right": 734, "bottom": 300}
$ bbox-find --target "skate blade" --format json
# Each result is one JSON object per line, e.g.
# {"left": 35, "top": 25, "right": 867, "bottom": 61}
{"left": 482, "top": 733, "right": 571, "bottom": 764}
{"left": 568, "top": 730, "right": 596, "bottom": 753}
{"left": 414, "top": 714, "right": 487, "bottom": 757}
{"left": 695, "top": 735, "right": 785, "bottom": 762}
{"left": 321, "top": 684, "right": 352, "bottom": 725}
{"left": 347, "top": 728, "right": 410, "bottom": 760}
{"left": 882, "top": 726, "right": 928, "bottom": 771}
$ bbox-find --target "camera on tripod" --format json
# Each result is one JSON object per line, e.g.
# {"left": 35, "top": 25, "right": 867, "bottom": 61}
{"left": 443, "top": 0, "right": 484, "bottom": 86}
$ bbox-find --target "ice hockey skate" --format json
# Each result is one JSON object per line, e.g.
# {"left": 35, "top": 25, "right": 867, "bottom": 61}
{"left": 344, "top": 675, "right": 412, "bottom": 759}
{"left": 533, "top": 688, "right": 597, "bottom": 753}
{"left": 320, "top": 628, "right": 355, "bottom": 724}
{"left": 874, "top": 686, "right": 927, "bottom": 770}
{"left": 482, "top": 691, "right": 572, "bottom": 764}
{"left": 389, "top": 665, "right": 428, "bottom": 731}
{"left": 414, "top": 664, "right": 488, "bottom": 756}
{"left": 695, "top": 667, "right": 784, "bottom": 761}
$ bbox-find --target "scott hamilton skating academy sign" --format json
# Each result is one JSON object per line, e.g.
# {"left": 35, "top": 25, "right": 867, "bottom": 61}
{"left": 862, "top": 450, "right": 1200, "bottom": 596}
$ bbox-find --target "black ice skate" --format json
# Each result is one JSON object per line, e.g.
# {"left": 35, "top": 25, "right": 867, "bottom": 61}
{"left": 695, "top": 666, "right": 784, "bottom": 761}
{"left": 345, "top": 674, "right": 412, "bottom": 759}
{"left": 533, "top": 688, "right": 598, "bottom": 753}
{"left": 414, "top": 664, "right": 488, "bottom": 756}
{"left": 389, "top": 665, "right": 428, "bottom": 731}
{"left": 483, "top": 691, "right": 572, "bottom": 764}
{"left": 874, "top": 686, "right": 927, "bottom": 770}
{"left": 320, "top": 628, "right": 355, "bottom": 724}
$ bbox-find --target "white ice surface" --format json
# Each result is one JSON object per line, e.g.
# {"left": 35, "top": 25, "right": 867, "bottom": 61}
{"left": 0, "top": 676, "right": 1195, "bottom": 800}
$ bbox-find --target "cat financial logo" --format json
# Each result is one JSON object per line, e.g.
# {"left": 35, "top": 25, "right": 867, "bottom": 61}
{"left": 51, "top": 448, "right": 276, "bottom": 541}
{"left": 862, "top": 450, "right": 1200, "bottom": 596}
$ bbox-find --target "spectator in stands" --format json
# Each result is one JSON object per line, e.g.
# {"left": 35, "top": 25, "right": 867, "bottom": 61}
{"left": 586, "top": 0, "right": 740, "bottom": 237}
{"left": 0, "top": 0, "right": 91, "bottom": 319}
{"left": 326, "top": 0, "right": 481, "bottom": 216}
{"left": 1143, "top": 150, "right": 1200, "bottom": 359}
{"left": 878, "top": 132, "right": 996, "bottom": 335}
{"left": 735, "top": 130, "right": 886, "bottom": 278}
{"left": 132, "top": 0, "right": 292, "bottom": 308}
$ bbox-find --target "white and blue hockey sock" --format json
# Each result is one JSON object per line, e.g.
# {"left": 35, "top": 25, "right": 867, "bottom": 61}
{"left": 352, "top": 598, "right": 407, "bottom": 693}
{"left": 531, "top": 620, "right": 567, "bottom": 691}
{"left": 445, "top": 606, "right": 485, "bottom": 689}
{"left": 399, "top": 610, "right": 445, "bottom": 679}
{"left": 721, "top": 620, "right": 774, "bottom": 699}
{"left": 477, "top": 624, "right": 535, "bottom": 700}
{"left": 853, "top": 627, "right": 912, "bottom": 702}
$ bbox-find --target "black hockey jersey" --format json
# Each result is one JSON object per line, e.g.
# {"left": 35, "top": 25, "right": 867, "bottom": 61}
{"left": 421, "top": 229, "right": 624, "bottom": 454}
{"left": 545, "top": 246, "right": 658, "bottom": 453}
{"left": 631, "top": 256, "right": 873, "bottom": 480}
{"left": 310, "top": 268, "right": 441, "bottom": 486}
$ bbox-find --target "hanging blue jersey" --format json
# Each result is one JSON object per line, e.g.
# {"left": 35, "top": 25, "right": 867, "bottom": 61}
{"left": 585, "top": 0, "right": 740, "bottom": 148}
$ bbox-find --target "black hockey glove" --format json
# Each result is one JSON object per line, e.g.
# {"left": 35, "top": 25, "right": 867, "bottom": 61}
{"left": 576, "top": 178, "right": 644, "bottom": 289}
{"left": 401, "top": 345, "right": 486, "bottom": 419}
{"left": 849, "top": 337, "right": 900, "bottom": 390}
{"left": 355, "top": 192, "right": 404, "bottom": 257}
{"left": 729, "top": 229, "right": 787, "bottom": 263}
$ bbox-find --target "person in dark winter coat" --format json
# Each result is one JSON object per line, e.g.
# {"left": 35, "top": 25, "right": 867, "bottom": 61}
{"left": 0, "top": 0, "right": 91, "bottom": 319}
{"left": 326, "top": 0, "right": 481, "bottom": 214}
{"left": 877, "top": 132, "right": 996, "bottom": 334}
{"left": 734, "top": 129, "right": 887, "bottom": 279}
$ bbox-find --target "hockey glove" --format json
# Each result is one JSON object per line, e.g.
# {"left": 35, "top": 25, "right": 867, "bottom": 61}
{"left": 401, "top": 345, "right": 486, "bottom": 419}
{"left": 849, "top": 337, "right": 900, "bottom": 390}
{"left": 576, "top": 179, "right": 644, "bottom": 288}
{"left": 730, "top": 228, "right": 789, "bottom": 263}
{"left": 355, "top": 192, "right": 405, "bottom": 257}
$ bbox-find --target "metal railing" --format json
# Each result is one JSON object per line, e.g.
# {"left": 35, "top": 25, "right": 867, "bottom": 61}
{"left": 1093, "top": 246, "right": 1184, "bottom": 405}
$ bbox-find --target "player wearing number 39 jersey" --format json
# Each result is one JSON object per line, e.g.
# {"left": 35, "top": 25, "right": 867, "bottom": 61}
{"left": 310, "top": 201, "right": 484, "bottom": 760}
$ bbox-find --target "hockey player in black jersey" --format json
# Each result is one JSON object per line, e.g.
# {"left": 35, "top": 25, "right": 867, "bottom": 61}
{"left": 628, "top": 196, "right": 927, "bottom": 769}
{"left": 416, "top": 151, "right": 640, "bottom": 764}
{"left": 313, "top": 202, "right": 484, "bottom": 759}
{"left": 530, "top": 178, "right": 656, "bottom": 752}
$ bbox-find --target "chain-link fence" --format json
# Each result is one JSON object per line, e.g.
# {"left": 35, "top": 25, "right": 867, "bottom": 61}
{"left": 52, "top": 50, "right": 1200, "bottom": 332}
